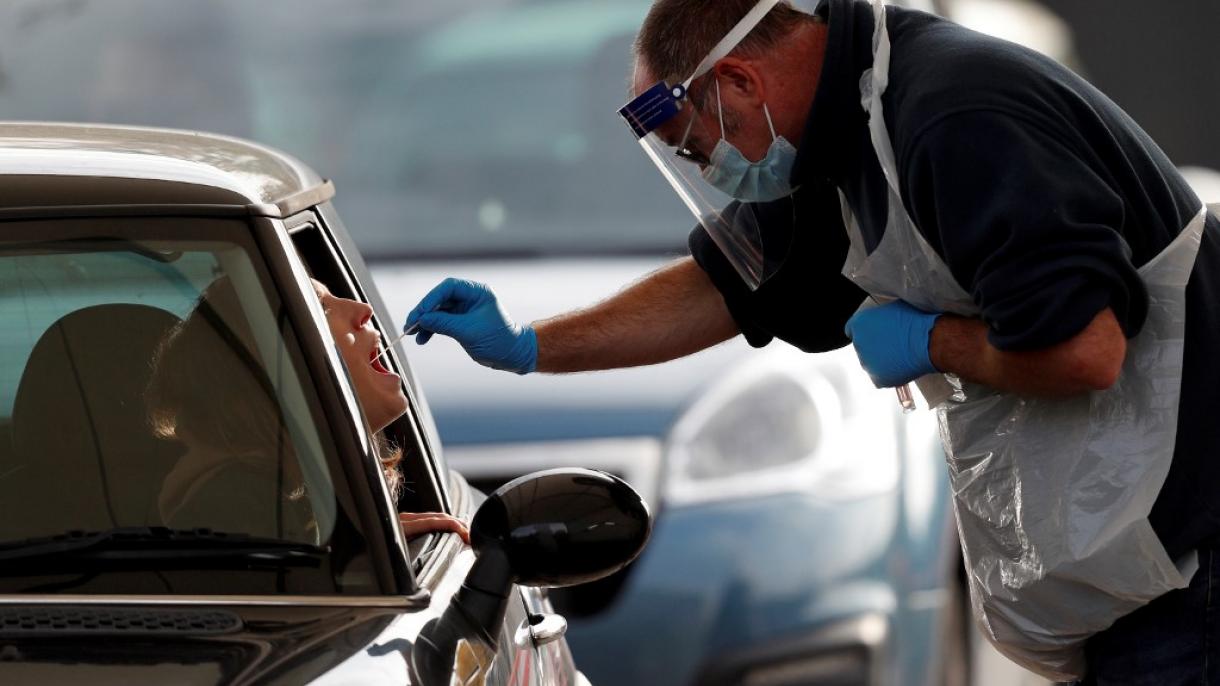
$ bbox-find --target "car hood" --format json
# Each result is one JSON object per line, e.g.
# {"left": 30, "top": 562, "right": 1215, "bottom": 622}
{"left": 371, "top": 258, "right": 755, "bottom": 445}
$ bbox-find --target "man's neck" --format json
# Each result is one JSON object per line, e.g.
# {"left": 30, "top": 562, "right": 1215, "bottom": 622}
{"left": 770, "top": 21, "right": 829, "bottom": 145}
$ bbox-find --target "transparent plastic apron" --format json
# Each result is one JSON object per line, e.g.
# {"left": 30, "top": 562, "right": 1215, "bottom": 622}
{"left": 838, "top": 1, "right": 1211, "bottom": 679}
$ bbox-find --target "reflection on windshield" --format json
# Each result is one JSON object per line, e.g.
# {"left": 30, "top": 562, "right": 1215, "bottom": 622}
{"left": 0, "top": 0, "right": 693, "bottom": 258}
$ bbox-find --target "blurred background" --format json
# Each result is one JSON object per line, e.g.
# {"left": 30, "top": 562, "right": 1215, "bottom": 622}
{"left": 0, "top": 1, "right": 1211, "bottom": 684}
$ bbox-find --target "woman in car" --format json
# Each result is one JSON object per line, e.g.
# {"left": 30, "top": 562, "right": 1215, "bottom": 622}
{"left": 146, "top": 275, "right": 468, "bottom": 544}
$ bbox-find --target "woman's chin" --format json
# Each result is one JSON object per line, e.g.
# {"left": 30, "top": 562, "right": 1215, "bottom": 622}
{"left": 367, "top": 390, "right": 410, "bottom": 434}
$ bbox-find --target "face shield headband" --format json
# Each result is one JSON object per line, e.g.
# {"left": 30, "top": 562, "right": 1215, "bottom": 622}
{"left": 619, "top": 0, "right": 792, "bottom": 290}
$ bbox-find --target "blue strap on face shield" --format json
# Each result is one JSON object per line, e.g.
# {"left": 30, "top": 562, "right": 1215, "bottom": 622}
{"left": 619, "top": 82, "right": 687, "bottom": 140}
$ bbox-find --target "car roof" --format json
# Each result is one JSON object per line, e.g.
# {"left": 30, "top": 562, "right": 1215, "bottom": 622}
{"left": 0, "top": 122, "right": 327, "bottom": 211}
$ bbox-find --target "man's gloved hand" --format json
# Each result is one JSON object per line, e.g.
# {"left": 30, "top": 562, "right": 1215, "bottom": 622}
{"left": 844, "top": 300, "right": 942, "bottom": 388}
{"left": 405, "top": 278, "right": 537, "bottom": 374}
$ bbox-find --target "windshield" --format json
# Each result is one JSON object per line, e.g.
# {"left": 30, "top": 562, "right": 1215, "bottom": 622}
{"left": 0, "top": 0, "right": 692, "bottom": 259}
{"left": 0, "top": 217, "right": 377, "bottom": 594}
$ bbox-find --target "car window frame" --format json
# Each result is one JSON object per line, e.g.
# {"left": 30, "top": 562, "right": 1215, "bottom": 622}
{"left": 303, "top": 203, "right": 452, "bottom": 507}
{"left": 251, "top": 210, "right": 423, "bottom": 595}
{"left": 282, "top": 208, "right": 454, "bottom": 565}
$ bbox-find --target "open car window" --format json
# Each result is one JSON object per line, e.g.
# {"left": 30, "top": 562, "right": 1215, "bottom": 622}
{"left": 0, "top": 217, "right": 381, "bottom": 594}
{"left": 286, "top": 214, "right": 451, "bottom": 565}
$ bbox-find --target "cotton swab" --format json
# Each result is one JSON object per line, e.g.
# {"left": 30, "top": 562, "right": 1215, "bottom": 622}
{"left": 387, "top": 323, "right": 420, "bottom": 348}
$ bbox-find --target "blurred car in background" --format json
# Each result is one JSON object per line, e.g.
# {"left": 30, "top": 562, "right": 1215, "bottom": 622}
{"left": 16, "top": 1, "right": 1217, "bottom": 685}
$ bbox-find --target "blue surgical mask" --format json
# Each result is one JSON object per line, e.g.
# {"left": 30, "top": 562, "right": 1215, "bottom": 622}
{"left": 700, "top": 81, "right": 797, "bottom": 202}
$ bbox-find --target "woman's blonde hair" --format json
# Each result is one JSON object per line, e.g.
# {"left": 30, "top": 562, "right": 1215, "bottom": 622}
{"left": 373, "top": 432, "right": 404, "bottom": 501}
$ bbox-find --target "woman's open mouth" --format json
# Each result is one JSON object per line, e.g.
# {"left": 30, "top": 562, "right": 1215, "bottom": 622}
{"left": 368, "top": 343, "right": 396, "bottom": 376}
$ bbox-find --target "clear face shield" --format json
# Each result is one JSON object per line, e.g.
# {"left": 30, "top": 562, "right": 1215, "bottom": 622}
{"left": 619, "top": 0, "right": 793, "bottom": 290}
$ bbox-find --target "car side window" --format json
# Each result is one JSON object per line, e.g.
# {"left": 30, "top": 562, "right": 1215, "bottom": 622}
{"left": 286, "top": 217, "right": 447, "bottom": 531}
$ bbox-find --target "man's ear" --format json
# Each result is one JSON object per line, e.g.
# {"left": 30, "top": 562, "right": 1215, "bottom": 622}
{"left": 713, "top": 58, "right": 767, "bottom": 108}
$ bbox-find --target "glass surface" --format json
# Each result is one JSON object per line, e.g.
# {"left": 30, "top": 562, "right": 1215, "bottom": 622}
{"left": 0, "top": 0, "right": 692, "bottom": 259}
{"left": 0, "top": 217, "right": 375, "bottom": 594}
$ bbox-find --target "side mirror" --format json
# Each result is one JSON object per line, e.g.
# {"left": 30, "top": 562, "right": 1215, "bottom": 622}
{"left": 454, "top": 468, "right": 651, "bottom": 647}
{"left": 472, "top": 467, "right": 652, "bottom": 586}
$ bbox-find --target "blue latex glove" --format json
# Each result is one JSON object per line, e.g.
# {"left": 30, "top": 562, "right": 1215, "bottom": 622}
{"left": 404, "top": 278, "right": 537, "bottom": 374}
{"left": 844, "top": 300, "right": 942, "bottom": 388}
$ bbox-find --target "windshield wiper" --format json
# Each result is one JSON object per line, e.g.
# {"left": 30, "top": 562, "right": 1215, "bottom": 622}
{"left": 0, "top": 527, "right": 328, "bottom": 571}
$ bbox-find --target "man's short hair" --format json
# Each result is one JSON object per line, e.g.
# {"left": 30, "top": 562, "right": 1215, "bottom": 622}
{"left": 634, "top": 0, "right": 821, "bottom": 93}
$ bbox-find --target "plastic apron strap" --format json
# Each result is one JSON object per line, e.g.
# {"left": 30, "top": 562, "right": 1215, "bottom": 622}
{"left": 856, "top": 0, "right": 973, "bottom": 406}
{"left": 863, "top": 0, "right": 902, "bottom": 195}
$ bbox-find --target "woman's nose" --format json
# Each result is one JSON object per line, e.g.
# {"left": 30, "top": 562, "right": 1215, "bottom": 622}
{"left": 354, "top": 301, "right": 373, "bottom": 328}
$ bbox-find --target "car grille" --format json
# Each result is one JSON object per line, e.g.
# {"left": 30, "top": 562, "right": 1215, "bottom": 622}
{"left": 0, "top": 607, "right": 242, "bottom": 636}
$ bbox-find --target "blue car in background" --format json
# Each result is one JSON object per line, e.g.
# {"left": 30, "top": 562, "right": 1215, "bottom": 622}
{"left": 0, "top": 1, "right": 1025, "bottom": 684}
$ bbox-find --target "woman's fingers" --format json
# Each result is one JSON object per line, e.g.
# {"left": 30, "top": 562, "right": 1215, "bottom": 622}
{"left": 399, "top": 512, "right": 471, "bottom": 544}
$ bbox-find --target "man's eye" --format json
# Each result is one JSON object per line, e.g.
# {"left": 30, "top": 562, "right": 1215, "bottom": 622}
{"left": 675, "top": 147, "right": 709, "bottom": 166}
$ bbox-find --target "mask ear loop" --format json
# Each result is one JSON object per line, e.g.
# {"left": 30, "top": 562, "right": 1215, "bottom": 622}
{"left": 714, "top": 78, "right": 726, "bottom": 139}
{"left": 716, "top": 79, "right": 777, "bottom": 144}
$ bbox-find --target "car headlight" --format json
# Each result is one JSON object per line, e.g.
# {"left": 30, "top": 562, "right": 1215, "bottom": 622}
{"left": 663, "top": 351, "right": 901, "bottom": 506}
